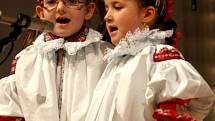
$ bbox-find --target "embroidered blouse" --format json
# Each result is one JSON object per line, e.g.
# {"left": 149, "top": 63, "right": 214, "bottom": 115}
{"left": 85, "top": 28, "right": 215, "bottom": 121}
{"left": 0, "top": 28, "right": 113, "bottom": 121}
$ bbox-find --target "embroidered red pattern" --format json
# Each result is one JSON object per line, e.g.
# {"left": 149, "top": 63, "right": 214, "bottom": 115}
{"left": 153, "top": 47, "right": 183, "bottom": 62}
{"left": 152, "top": 99, "right": 197, "bottom": 121}
{"left": 0, "top": 116, "right": 25, "bottom": 121}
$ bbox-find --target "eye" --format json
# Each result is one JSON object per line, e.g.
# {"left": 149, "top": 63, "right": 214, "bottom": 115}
{"left": 114, "top": 6, "right": 122, "bottom": 10}
{"left": 114, "top": 3, "right": 123, "bottom": 10}
{"left": 45, "top": 0, "right": 57, "bottom": 5}
{"left": 68, "top": 0, "right": 76, "bottom": 4}
{"left": 68, "top": 0, "right": 83, "bottom": 4}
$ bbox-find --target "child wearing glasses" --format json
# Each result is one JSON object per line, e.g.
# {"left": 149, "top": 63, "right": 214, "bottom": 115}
{"left": 85, "top": 0, "right": 215, "bottom": 121}
{"left": 0, "top": 0, "right": 112, "bottom": 121}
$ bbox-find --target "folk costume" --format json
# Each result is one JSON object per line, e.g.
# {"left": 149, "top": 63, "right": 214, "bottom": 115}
{"left": 85, "top": 27, "right": 215, "bottom": 121}
{"left": 0, "top": 28, "right": 112, "bottom": 121}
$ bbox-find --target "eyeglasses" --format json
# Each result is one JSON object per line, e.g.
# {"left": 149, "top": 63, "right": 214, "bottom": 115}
{"left": 43, "top": 0, "right": 85, "bottom": 10}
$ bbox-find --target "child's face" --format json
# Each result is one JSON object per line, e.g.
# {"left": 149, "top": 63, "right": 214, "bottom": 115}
{"left": 104, "top": 0, "right": 145, "bottom": 45}
{"left": 36, "top": 0, "right": 95, "bottom": 37}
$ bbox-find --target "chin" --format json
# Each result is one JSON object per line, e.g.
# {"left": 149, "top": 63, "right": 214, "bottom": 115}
{"left": 53, "top": 31, "right": 73, "bottom": 37}
{"left": 111, "top": 39, "right": 120, "bottom": 46}
{"left": 53, "top": 28, "right": 77, "bottom": 37}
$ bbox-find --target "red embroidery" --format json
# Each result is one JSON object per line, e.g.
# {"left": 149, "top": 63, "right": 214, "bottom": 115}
{"left": 152, "top": 99, "right": 197, "bottom": 121}
{"left": 46, "top": 27, "right": 89, "bottom": 42}
{"left": 153, "top": 47, "right": 183, "bottom": 62}
{"left": 0, "top": 116, "right": 25, "bottom": 121}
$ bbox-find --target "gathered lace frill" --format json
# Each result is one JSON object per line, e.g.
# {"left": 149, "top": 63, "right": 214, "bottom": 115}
{"left": 104, "top": 27, "right": 173, "bottom": 61}
{"left": 31, "top": 29, "right": 102, "bottom": 55}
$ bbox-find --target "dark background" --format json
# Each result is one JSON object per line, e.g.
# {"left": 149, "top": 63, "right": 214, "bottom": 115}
{"left": 0, "top": 0, "right": 215, "bottom": 120}
{"left": 0, "top": 0, "right": 35, "bottom": 77}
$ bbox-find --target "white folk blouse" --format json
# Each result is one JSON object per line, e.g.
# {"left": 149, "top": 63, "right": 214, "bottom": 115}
{"left": 0, "top": 29, "right": 112, "bottom": 121}
{"left": 85, "top": 28, "right": 215, "bottom": 121}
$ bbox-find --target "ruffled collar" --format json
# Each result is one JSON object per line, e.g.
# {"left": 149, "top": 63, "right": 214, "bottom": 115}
{"left": 104, "top": 27, "right": 173, "bottom": 61}
{"left": 33, "top": 28, "right": 102, "bottom": 55}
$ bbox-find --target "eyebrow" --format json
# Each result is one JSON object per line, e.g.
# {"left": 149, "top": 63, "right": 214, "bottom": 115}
{"left": 105, "top": 0, "right": 121, "bottom": 6}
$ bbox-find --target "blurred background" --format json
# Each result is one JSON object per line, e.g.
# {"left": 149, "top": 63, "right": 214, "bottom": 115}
{"left": 0, "top": 0, "right": 215, "bottom": 120}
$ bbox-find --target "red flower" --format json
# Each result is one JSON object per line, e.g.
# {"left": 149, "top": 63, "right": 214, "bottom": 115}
{"left": 164, "top": 0, "right": 175, "bottom": 21}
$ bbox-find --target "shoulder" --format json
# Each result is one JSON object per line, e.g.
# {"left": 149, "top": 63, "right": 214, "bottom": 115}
{"left": 153, "top": 45, "right": 184, "bottom": 62}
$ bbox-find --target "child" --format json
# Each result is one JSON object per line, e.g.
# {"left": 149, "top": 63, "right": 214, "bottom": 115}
{"left": 0, "top": 0, "right": 112, "bottom": 121}
{"left": 85, "top": 0, "right": 215, "bottom": 121}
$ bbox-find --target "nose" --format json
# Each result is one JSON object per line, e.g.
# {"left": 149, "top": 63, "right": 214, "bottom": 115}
{"left": 56, "top": 1, "right": 66, "bottom": 14}
{"left": 104, "top": 10, "right": 112, "bottom": 23}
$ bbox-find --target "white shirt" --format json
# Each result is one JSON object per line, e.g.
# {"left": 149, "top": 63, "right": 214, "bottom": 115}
{"left": 0, "top": 29, "right": 112, "bottom": 121}
{"left": 85, "top": 28, "right": 215, "bottom": 121}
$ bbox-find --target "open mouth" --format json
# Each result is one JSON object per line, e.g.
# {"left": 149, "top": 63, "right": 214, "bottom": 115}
{"left": 56, "top": 17, "right": 71, "bottom": 24}
{"left": 109, "top": 26, "right": 118, "bottom": 33}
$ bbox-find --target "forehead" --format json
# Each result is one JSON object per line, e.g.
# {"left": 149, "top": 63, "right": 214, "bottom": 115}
{"left": 104, "top": 0, "right": 137, "bottom": 5}
{"left": 36, "top": 0, "right": 90, "bottom": 3}
{"left": 104, "top": 0, "right": 119, "bottom": 3}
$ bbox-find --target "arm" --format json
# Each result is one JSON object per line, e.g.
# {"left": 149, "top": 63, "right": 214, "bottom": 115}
{"left": 0, "top": 58, "right": 25, "bottom": 121}
{"left": 148, "top": 46, "right": 215, "bottom": 121}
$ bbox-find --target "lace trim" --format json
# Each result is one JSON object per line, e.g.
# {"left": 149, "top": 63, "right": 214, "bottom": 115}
{"left": 104, "top": 27, "right": 173, "bottom": 61}
{"left": 64, "top": 29, "right": 102, "bottom": 55}
{"left": 33, "top": 29, "right": 102, "bottom": 55}
{"left": 37, "top": 38, "right": 65, "bottom": 53}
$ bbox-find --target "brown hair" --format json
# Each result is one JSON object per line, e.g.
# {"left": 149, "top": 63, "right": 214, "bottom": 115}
{"left": 97, "top": 0, "right": 177, "bottom": 44}
{"left": 139, "top": 0, "right": 167, "bottom": 29}
{"left": 139, "top": 0, "right": 178, "bottom": 45}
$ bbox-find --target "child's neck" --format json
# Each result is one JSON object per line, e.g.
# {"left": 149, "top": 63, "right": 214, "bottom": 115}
{"left": 46, "top": 26, "right": 89, "bottom": 42}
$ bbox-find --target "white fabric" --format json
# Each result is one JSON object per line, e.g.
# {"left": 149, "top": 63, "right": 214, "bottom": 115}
{"left": 0, "top": 29, "right": 112, "bottom": 121}
{"left": 85, "top": 28, "right": 215, "bottom": 121}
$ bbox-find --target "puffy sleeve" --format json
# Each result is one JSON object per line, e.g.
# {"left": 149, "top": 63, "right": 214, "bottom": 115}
{"left": 0, "top": 57, "right": 25, "bottom": 120}
{"left": 0, "top": 75, "right": 23, "bottom": 116}
{"left": 147, "top": 45, "right": 215, "bottom": 121}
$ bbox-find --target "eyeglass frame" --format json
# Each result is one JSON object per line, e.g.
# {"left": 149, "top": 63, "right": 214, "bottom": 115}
{"left": 40, "top": 0, "right": 87, "bottom": 10}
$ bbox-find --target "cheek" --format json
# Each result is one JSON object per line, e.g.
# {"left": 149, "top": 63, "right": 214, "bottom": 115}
{"left": 43, "top": 11, "right": 56, "bottom": 21}
{"left": 119, "top": 19, "right": 138, "bottom": 33}
{"left": 73, "top": 17, "right": 85, "bottom": 24}
{"left": 121, "top": 16, "right": 141, "bottom": 32}
{"left": 72, "top": 13, "right": 86, "bottom": 24}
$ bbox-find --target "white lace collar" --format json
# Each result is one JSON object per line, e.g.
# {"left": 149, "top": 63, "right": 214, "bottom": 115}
{"left": 33, "top": 29, "right": 102, "bottom": 55}
{"left": 104, "top": 27, "right": 173, "bottom": 61}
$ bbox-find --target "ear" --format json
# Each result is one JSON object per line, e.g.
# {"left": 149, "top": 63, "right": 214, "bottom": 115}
{"left": 84, "top": 3, "right": 96, "bottom": 20}
{"left": 35, "top": 6, "right": 45, "bottom": 19}
{"left": 140, "top": 6, "right": 157, "bottom": 27}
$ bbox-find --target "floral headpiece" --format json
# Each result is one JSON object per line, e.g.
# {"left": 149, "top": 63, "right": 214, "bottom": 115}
{"left": 155, "top": 0, "right": 182, "bottom": 49}
{"left": 164, "top": 0, "right": 175, "bottom": 21}
{"left": 155, "top": 0, "right": 175, "bottom": 22}
{"left": 164, "top": 0, "right": 183, "bottom": 49}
